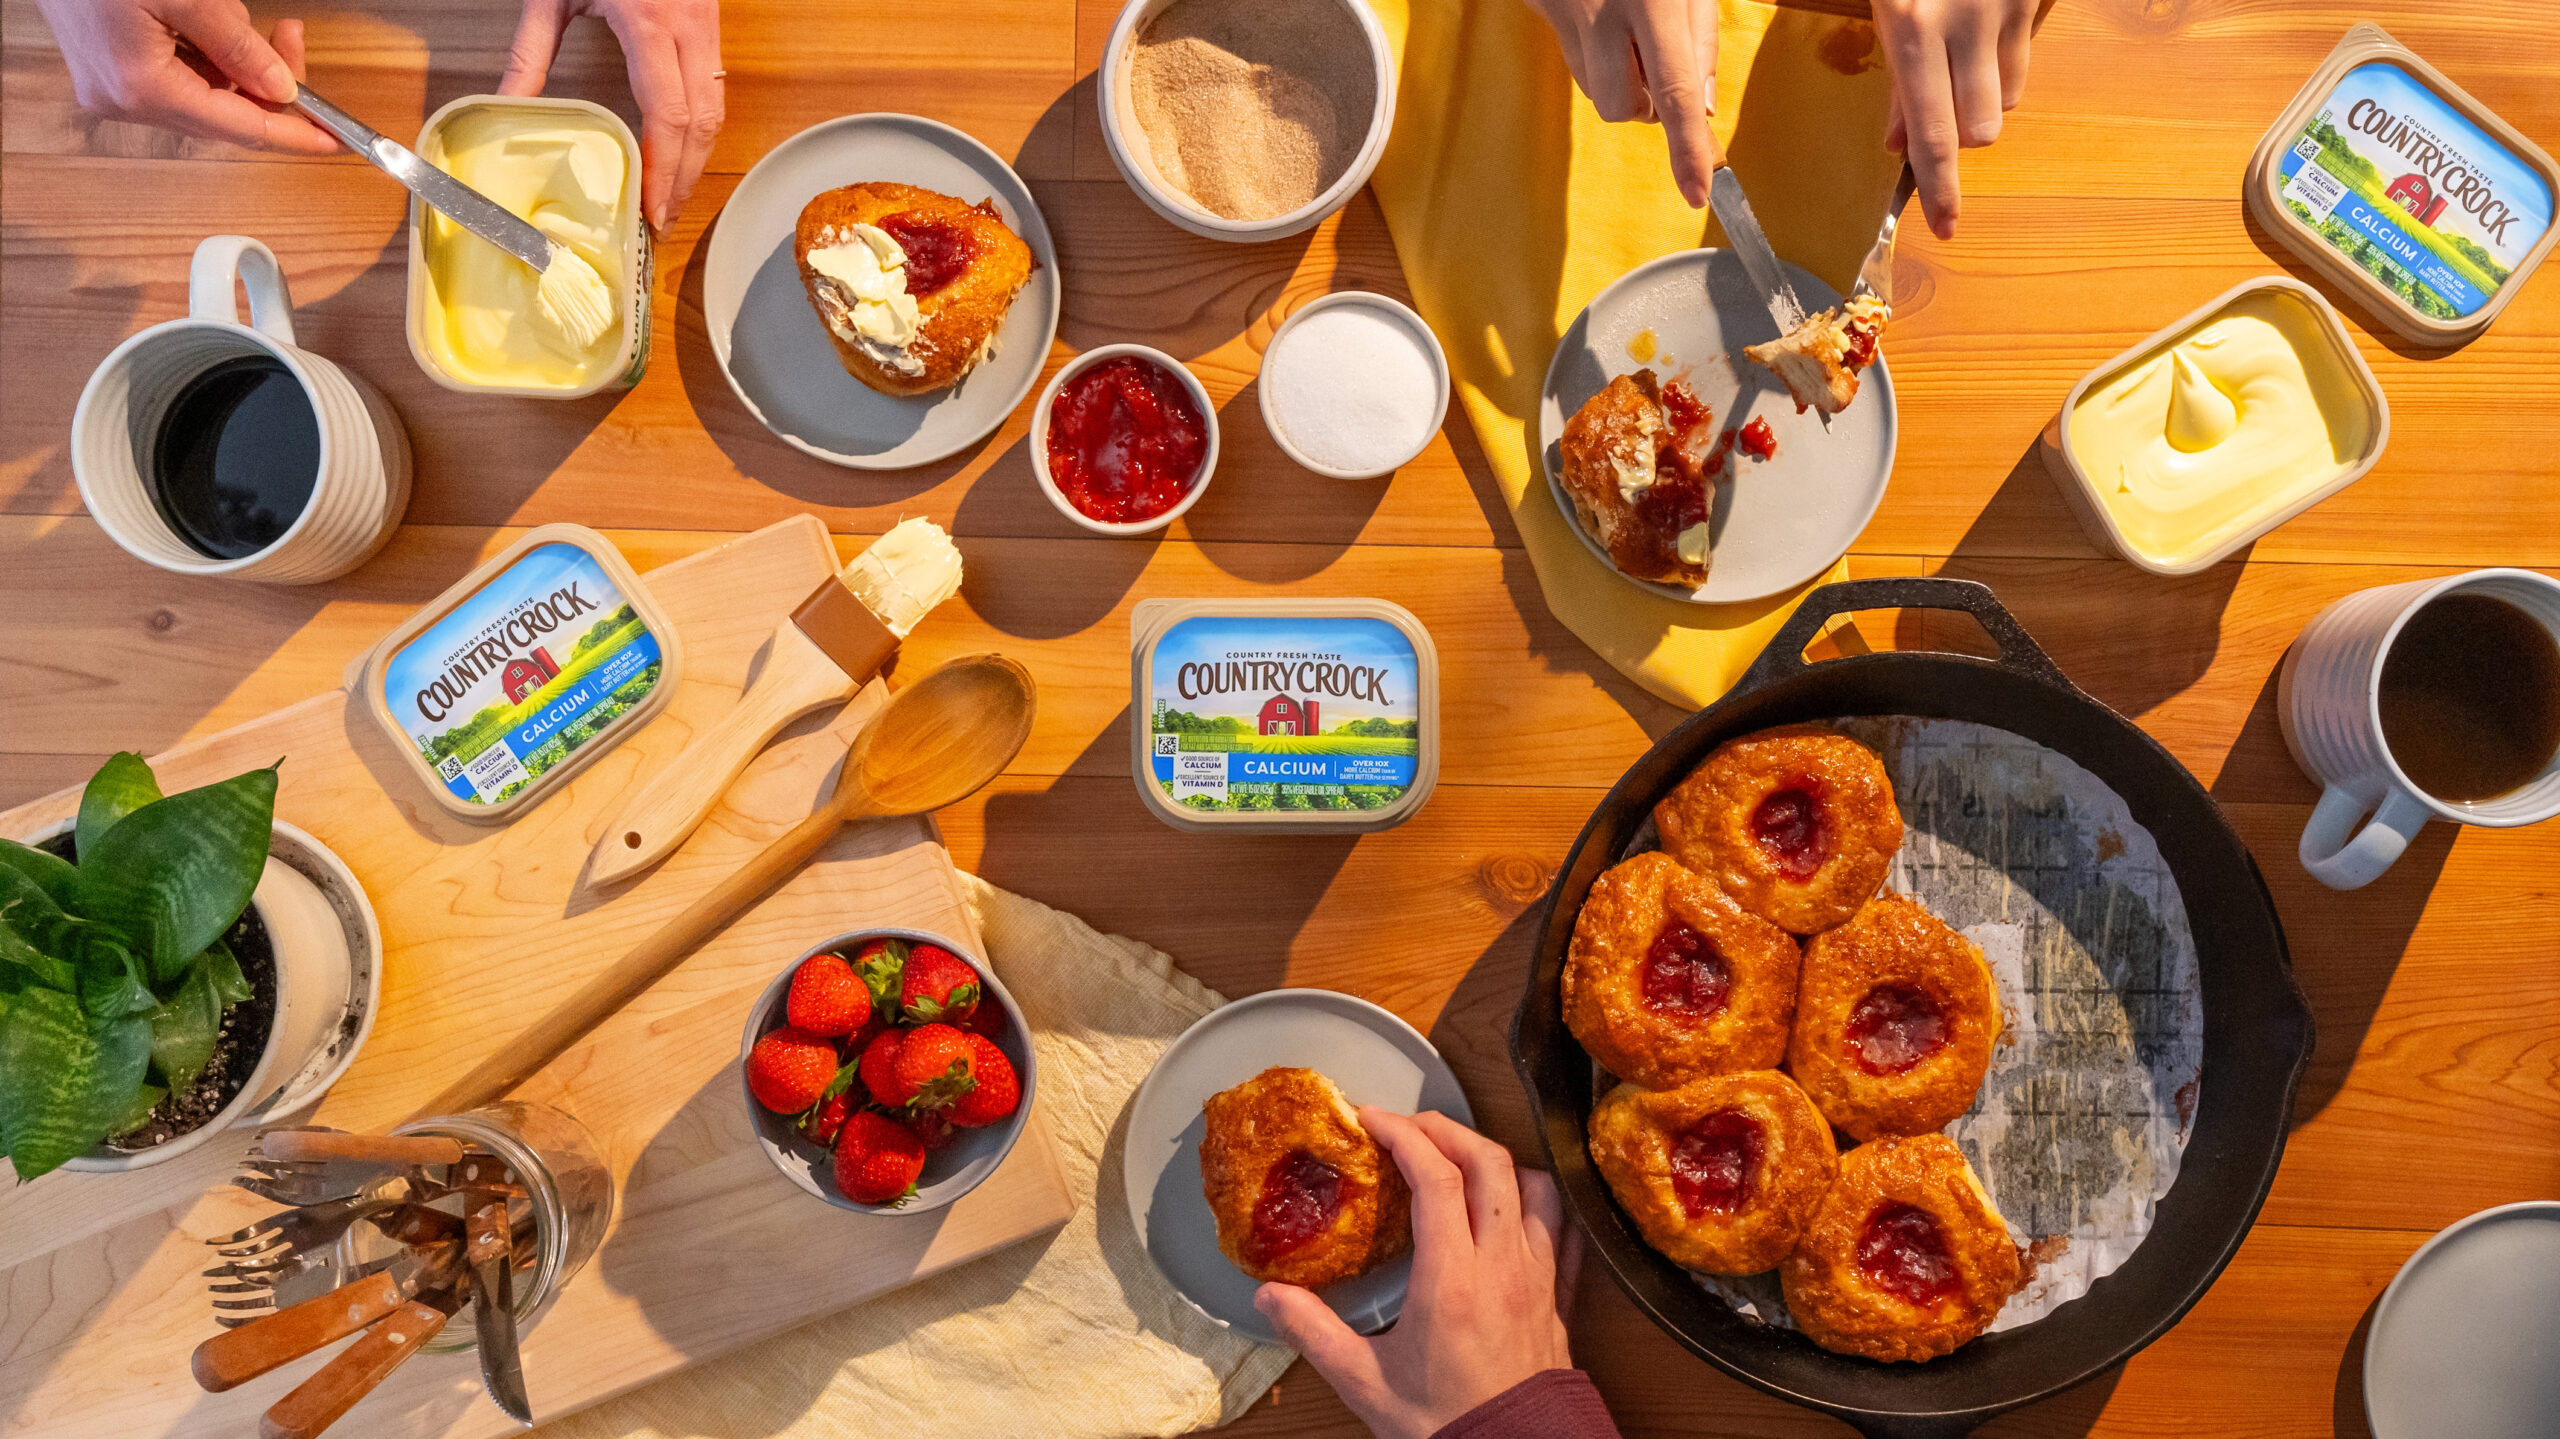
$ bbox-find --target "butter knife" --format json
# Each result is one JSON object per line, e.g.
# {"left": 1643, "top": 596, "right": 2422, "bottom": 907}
{"left": 289, "top": 83, "right": 556, "bottom": 277}
{"left": 1707, "top": 164, "right": 1809, "bottom": 341}
{"left": 465, "top": 1178, "right": 531, "bottom": 1423}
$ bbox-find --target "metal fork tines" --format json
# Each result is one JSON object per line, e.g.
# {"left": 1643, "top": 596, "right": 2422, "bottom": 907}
{"left": 205, "top": 1191, "right": 410, "bottom": 1265}
{"left": 1850, "top": 162, "right": 1920, "bottom": 310}
{"left": 204, "top": 1212, "right": 537, "bottom": 1326}
{"left": 233, "top": 1159, "right": 344, "bottom": 1206}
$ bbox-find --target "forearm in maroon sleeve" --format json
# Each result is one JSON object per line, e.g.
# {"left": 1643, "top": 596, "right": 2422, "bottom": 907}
{"left": 1428, "top": 1368, "right": 1623, "bottom": 1439}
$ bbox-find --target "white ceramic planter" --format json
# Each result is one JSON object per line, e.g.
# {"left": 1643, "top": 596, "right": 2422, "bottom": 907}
{"left": 19, "top": 819, "right": 382, "bottom": 1174}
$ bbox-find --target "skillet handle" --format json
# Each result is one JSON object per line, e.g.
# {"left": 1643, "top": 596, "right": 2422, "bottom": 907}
{"left": 1734, "top": 577, "right": 2069, "bottom": 696}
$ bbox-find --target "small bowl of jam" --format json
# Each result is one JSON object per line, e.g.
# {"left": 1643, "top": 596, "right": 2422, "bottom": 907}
{"left": 1031, "top": 344, "right": 1219, "bottom": 536}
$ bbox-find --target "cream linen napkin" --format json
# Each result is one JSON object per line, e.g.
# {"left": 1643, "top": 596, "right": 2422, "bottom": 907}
{"left": 539, "top": 877, "right": 1291, "bottom": 1439}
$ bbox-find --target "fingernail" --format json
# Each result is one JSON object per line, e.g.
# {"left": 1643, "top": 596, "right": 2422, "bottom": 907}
{"left": 263, "top": 62, "right": 295, "bottom": 100}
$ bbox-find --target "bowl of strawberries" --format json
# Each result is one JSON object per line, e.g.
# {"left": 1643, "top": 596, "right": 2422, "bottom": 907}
{"left": 740, "top": 926, "right": 1034, "bottom": 1212}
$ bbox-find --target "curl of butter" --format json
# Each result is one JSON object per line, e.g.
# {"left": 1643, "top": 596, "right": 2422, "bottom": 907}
{"left": 807, "top": 224, "right": 925, "bottom": 377}
{"left": 2164, "top": 350, "right": 2238, "bottom": 453}
{"left": 535, "top": 246, "right": 614, "bottom": 351}
{"left": 841, "top": 517, "right": 963, "bottom": 639}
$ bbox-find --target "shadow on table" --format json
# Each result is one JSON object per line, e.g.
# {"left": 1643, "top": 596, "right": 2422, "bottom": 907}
{"left": 2330, "top": 1288, "right": 2382, "bottom": 1438}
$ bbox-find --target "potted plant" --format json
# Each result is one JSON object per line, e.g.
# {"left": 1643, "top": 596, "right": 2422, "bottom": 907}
{"left": 0, "top": 754, "right": 311, "bottom": 1181}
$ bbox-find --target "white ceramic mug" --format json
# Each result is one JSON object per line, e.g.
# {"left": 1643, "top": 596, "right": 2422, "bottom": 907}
{"left": 2279, "top": 567, "right": 2560, "bottom": 889}
{"left": 72, "top": 235, "right": 412, "bottom": 584}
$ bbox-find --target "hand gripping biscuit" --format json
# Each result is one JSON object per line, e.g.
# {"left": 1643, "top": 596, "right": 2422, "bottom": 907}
{"left": 1787, "top": 894, "right": 2002, "bottom": 1141}
{"left": 1780, "top": 1134, "right": 2024, "bottom": 1362}
{"left": 1199, "top": 1067, "right": 1411, "bottom": 1288}
{"left": 1562, "top": 852, "right": 1802, "bottom": 1088}
{"left": 1654, "top": 726, "right": 1902, "bottom": 934}
{"left": 1587, "top": 1070, "right": 1838, "bottom": 1275}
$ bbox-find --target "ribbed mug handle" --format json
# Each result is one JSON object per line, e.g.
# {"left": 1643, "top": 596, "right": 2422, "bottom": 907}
{"left": 188, "top": 235, "right": 298, "bottom": 347}
{"left": 2299, "top": 785, "right": 2431, "bottom": 890}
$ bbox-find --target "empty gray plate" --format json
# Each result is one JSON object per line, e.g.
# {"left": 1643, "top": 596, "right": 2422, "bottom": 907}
{"left": 703, "top": 112, "right": 1061, "bottom": 469}
{"left": 1538, "top": 249, "right": 1896, "bottom": 604}
{"left": 2365, "top": 1201, "right": 2560, "bottom": 1438}
{"left": 1123, "top": 988, "right": 1472, "bottom": 1347}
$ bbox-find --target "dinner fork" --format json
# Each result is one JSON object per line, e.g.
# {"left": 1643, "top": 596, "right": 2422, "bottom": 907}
{"left": 205, "top": 1191, "right": 413, "bottom": 1268}
{"left": 1849, "top": 162, "right": 1920, "bottom": 313}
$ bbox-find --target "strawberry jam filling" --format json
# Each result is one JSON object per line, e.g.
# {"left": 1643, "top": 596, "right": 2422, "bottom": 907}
{"left": 1641, "top": 920, "right": 1733, "bottom": 1019}
{"left": 1855, "top": 1202, "right": 1962, "bottom": 1305}
{"left": 1246, "top": 1150, "right": 1345, "bottom": 1264}
{"left": 1846, "top": 983, "right": 1952, "bottom": 1074}
{"left": 1750, "top": 781, "right": 1832, "bottom": 879}
{"left": 877, "top": 212, "right": 977, "bottom": 297}
{"left": 1660, "top": 379, "right": 1712, "bottom": 448}
{"left": 1629, "top": 463, "right": 1708, "bottom": 573}
{"left": 1045, "top": 356, "right": 1209, "bottom": 524}
{"left": 1736, "top": 416, "right": 1778, "bottom": 459}
{"left": 1668, "top": 1109, "right": 1765, "bottom": 1217}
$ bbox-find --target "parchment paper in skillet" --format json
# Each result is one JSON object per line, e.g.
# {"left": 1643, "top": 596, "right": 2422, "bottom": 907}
{"left": 1689, "top": 717, "right": 2207, "bottom": 1334}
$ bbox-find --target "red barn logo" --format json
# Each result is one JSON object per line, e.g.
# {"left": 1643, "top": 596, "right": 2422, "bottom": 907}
{"left": 1257, "top": 694, "right": 1319, "bottom": 737}
{"left": 2385, "top": 172, "right": 2450, "bottom": 227}
{"left": 502, "top": 647, "right": 562, "bottom": 704}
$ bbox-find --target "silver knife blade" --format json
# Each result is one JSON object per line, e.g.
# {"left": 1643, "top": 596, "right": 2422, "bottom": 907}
{"left": 466, "top": 1196, "right": 530, "bottom": 1423}
{"left": 1708, "top": 166, "right": 1808, "bottom": 339}
{"left": 1852, "top": 163, "right": 1921, "bottom": 311}
{"left": 294, "top": 84, "right": 556, "bottom": 275}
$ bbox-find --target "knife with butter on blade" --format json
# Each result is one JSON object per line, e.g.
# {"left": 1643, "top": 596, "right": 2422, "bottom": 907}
{"left": 585, "top": 517, "right": 964, "bottom": 888}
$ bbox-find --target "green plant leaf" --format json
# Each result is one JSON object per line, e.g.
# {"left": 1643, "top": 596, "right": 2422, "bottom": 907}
{"left": 76, "top": 752, "right": 163, "bottom": 860}
{"left": 0, "top": 922, "right": 74, "bottom": 993}
{"left": 0, "top": 990, "right": 149, "bottom": 1181}
{"left": 72, "top": 766, "right": 275, "bottom": 978}
{"left": 0, "top": 857, "right": 78, "bottom": 961}
{"left": 147, "top": 958, "right": 224, "bottom": 1096}
{"left": 0, "top": 838, "right": 79, "bottom": 907}
{"left": 202, "top": 939, "right": 253, "bottom": 1006}
{"left": 106, "top": 1083, "right": 163, "bottom": 1141}
{"left": 76, "top": 942, "right": 153, "bottom": 1020}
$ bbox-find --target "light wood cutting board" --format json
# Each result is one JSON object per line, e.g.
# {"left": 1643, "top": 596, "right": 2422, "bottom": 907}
{"left": 0, "top": 514, "right": 1073, "bottom": 1438}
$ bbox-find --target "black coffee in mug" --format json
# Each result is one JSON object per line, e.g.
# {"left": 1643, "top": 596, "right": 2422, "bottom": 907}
{"left": 2378, "top": 593, "right": 2560, "bottom": 802}
{"left": 147, "top": 355, "right": 321, "bottom": 560}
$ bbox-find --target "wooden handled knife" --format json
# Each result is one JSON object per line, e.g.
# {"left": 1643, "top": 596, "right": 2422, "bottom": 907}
{"left": 194, "top": 1242, "right": 461, "bottom": 1393}
{"left": 258, "top": 1282, "right": 466, "bottom": 1439}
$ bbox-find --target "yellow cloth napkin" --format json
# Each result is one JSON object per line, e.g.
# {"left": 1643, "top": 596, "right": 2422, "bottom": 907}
{"left": 1366, "top": 0, "right": 1906, "bottom": 707}
{"left": 540, "top": 877, "right": 1290, "bottom": 1439}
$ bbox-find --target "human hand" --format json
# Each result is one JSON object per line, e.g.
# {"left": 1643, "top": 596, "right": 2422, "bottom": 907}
{"left": 1871, "top": 0, "right": 2037, "bottom": 239}
{"left": 1255, "top": 1109, "right": 1584, "bottom": 1439}
{"left": 1521, "top": 0, "right": 1720, "bottom": 208}
{"left": 501, "top": 0, "right": 725, "bottom": 231}
{"left": 36, "top": 0, "right": 337, "bottom": 155}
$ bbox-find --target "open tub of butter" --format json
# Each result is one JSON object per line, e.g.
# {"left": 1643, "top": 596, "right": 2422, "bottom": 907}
{"left": 407, "top": 95, "right": 650, "bottom": 397}
{"left": 2040, "top": 276, "right": 2388, "bottom": 577}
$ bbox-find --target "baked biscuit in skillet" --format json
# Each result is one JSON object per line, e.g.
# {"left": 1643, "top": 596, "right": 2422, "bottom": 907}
{"left": 1654, "top": 726, "right": 1902, "bottom": 934}
{"left": 1787, "top": 893, "right": 2002, "bottom": 1142}
{"left": 1780, "top": 1134, "right": 2024, "bottom": 1362}
{"left": 1200, "top": 1067, "right": 1411, "bottom": 1288}
{"left": 1587, "top": 1070, "right": 1837, "bottom": 1275}
{"left": 1562, "top": 852, "right": 1801, "bottom": 1088}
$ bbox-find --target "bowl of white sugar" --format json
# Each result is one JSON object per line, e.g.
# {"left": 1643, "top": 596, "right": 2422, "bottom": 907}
{"left": 1259, "top": 292, "right": 1451, "bottom": 480}
{"left": 1098, "top": 0, "right": 1396, "bottom": 243}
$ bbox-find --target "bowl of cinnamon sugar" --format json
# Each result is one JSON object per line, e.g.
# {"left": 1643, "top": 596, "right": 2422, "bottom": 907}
{"left": 1098, "top": 0, "right": 1395, "bottom": 243}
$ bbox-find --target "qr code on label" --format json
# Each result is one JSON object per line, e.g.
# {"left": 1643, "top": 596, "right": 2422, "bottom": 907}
{"left": 1154, "top": 734, "right": 1179, "bottom": 757}
{"left": 2294, "top": 136, "right": 2321, "bottom": 162}
{"left": 437, "top": 756, "right": 465, "bottom": 780}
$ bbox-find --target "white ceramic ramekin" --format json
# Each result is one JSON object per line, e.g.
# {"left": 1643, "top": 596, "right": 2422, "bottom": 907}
{"left": 1095, "top": 0, "right": 1397, "bottom": 243}
{"left": 1030, "top": 344, "right": 1220, "bottom": 536}
{"left": 1258, "top": 291, "right": 1451, "bottom": 480}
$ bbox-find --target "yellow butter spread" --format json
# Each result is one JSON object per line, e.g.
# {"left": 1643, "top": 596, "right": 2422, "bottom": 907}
{"left": 420, "top": 107, "right": 629, "bottom": 390}
{"left": 2067, "top": 292, "right": 2372, "bottom": 567}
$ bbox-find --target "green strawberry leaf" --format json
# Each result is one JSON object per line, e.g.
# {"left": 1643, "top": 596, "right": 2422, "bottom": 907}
{"left": 73, "top": 765, "right": 274, "bottom": 980}
{"left": 0, "top": 989, "right": 150, "bottom": 1181}
{"left": 907, "top": 1059, "right": 977, "bottom": 1112}
{"left": 76, "top": 752, "right": 163, "bottom": 861}
{"left": 856, "top": 940, "right": 909, "bottom": 1022}
{"left": 147, "top": 955, "right": 227, "bottom": 1095}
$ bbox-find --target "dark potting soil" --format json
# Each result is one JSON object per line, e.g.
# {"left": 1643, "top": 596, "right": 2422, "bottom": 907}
{"left": 38, "top": 832, "right": 280, "bottom": 1152}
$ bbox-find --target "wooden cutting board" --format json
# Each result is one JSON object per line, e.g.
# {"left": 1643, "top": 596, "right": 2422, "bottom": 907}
{"left": 0, "top": 514, "right": 1073, "bottom": 1438}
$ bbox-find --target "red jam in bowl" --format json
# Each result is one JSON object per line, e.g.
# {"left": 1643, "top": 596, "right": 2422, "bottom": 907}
{"left": 1855, "top": 1202, "right": 1962, "bottom": 1305}
{"left": 877, "top": 212, "right": 976, "bottom": 297}
{"left": 1046, "top": 356, "right": 1210, "bottom": 525}
{"left": 1846, "top": 983, "right": 1952, "bottom": 1074}
{"left": 1641, "top": 920, "right": 1733, "bottom": 1019}
{"left": 1669, "top": 1109, "right": 1766, "bottom": 1217}
{"left": 1751, "top": 781, "right": 1832, "bottom": 879}
{"left": 1247, "top": 1150, "right": 1344, "bottom": 1263}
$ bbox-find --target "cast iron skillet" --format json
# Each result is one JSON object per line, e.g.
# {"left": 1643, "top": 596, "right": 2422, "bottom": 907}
{"left": 1510, "top": 577, "right": 2314, "bottom": 1438}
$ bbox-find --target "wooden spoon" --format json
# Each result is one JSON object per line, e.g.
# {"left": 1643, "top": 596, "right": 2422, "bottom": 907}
{"left": 410, "top": 655, "right": 1036, "bottom": 1122}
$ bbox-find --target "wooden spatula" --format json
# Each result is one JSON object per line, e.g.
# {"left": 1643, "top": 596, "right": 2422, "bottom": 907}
{"left": 411, "top": 654, "right": 1036, "bottom": 1122}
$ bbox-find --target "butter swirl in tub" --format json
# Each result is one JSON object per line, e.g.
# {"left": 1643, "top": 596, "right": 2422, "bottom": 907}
{"left": 420, "top": 108, "right": 631, "bottom": 390}
{"left": 2065, "top": 292, "right": 2374, "bottom": 569}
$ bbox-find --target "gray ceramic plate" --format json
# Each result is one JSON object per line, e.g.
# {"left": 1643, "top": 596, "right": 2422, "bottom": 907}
{"left": 703, "top": 113, "right": 1061, "bottom": 469}
{"left": 2365, "top": 1201, "right": 2560, "bottom": 1438}
{"left": 1123, "top": 988, "right": 1471, "bottom": 1346}
{"left": 1538, "top": 249, "right": 1896, "bottom": 604}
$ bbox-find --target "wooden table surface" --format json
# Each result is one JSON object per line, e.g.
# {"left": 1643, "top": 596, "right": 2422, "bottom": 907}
{"left": 4, "top": 1, "right": 2557, "bottom": 1435}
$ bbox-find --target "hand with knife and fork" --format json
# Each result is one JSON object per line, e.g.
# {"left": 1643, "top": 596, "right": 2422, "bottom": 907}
{"left": 33, "top": 0, "right": 724, "bottom": 230}
{"left": 1519, "top": 0, "right": 2039, "bottom": 239}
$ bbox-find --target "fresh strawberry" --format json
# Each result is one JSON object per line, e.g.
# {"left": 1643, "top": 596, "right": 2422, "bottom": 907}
{"left": 799, "top": 1090, "right": 853, "bottom": 1146}
{"left": 746, "top": 1027, "right": 839, "bottom": 1114}
{"left": 833, "top": 1110, "right": 926, "bottom": 1205}
{"left": 950, "top": 1034, "right": 1020, "bottom": 1127}
{"left": 852, "top": 937, "right": 908, "bottom": 1022}
{"left": 961, "top": 999, "right": 1010, "bottom": 1043}
{"left": 887, "top": 1023, "right": 978, "bottom": 1111}
{"left": 905, "top": 1107, "right": 958, "bottom": 1151}
{"left": 786, "top": 951, "right": 869, "bottom": 1036}
{"left": 897, "top": 944, "right": 981, "bottom": 1026}
{"left": 857, "top": 1027, "right": 907, "bottom": 1109}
